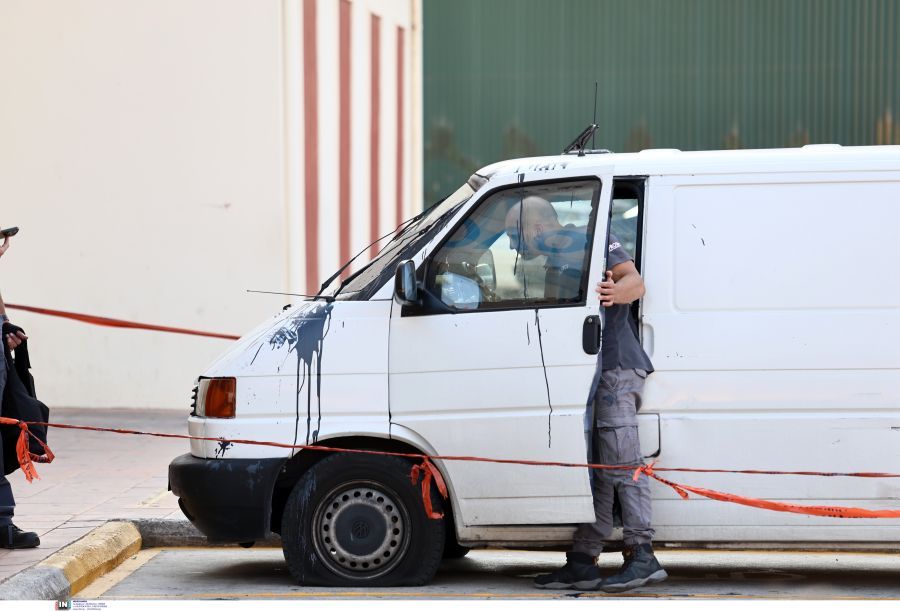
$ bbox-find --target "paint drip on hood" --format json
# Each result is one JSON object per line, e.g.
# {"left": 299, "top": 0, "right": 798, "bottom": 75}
{"left": 269, "top": 302, "right": 334, "bottom": 446}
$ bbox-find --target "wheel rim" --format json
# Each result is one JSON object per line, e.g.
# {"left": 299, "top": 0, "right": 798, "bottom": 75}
{"left": 311, "top": 480, "right": 411, "bottom": 580}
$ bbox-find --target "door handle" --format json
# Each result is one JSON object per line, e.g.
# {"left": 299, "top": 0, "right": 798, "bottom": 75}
{"left": 641, "top": 320, "right": 654, "bottom": 358}
{"left": 582, "top": 315, "right": 602, "bottom": 355}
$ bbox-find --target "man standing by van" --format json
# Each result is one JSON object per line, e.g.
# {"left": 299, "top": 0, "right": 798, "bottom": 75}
{"left": 0, "top": 231, "right": 40, "bottom": 549}
{"left": 508, "top": 198, "right": 665, "bottom": 592}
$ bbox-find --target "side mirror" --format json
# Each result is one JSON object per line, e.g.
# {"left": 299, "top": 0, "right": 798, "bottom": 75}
{"left": 394, "top": 260, "right": 419, "bottom": 305}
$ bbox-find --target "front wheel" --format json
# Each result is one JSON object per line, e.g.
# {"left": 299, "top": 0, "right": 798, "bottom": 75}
{"left": 281, "top": 453, "right": 446, "bottom": 586}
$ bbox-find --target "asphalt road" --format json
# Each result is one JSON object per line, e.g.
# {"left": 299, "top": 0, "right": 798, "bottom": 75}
{"left": 81, "top": 548, "right": 900, "bottom": 600}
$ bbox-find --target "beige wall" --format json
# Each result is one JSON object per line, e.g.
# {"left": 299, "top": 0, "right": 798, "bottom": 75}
{"left": 0, "top": 0, "right": 421, "bottom": 408}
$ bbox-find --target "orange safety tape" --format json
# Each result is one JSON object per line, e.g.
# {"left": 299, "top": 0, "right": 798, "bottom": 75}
{"left": 4, "top": 419, "right": 900, "bottom": 520}
{"left": 27, "top": 420, "right": 900, "bottom": 478}
{"left": 410, "top": 457, "right": 449, "bottom": 519}
{"left": 5, "top": 304, "right": 239, "bottom": 341}
{"left": 0, "top": 417, "right": 55, "bottom": 483}
{"left": 633, "top": 463, "right": 900, "bottom": 519}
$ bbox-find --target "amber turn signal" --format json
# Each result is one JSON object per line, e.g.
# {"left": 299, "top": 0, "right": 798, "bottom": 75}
{"left": 203, "top": 377, "right": 236, "bottom": 418}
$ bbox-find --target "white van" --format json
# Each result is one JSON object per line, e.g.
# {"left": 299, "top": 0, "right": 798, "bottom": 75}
{"left": 169, "top": 144, "right": 900, "bottom": 586}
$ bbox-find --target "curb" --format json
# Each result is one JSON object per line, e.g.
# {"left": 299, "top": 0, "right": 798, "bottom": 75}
{"left": 0, "top": 521, "right": 140, "bottom": 601}
{"left": 133, "top": 518, "right": 281, "bottom": 549}
{"left": 0, "top": 518, "right": 280, "bottom": 600}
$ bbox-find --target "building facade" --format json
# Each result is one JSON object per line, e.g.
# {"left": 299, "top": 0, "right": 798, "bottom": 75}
{"left": 0, "top": 0, "right": 422, "bottom": 408}
{"left": 424, "top": 0, "right": 900, "bottom": 203}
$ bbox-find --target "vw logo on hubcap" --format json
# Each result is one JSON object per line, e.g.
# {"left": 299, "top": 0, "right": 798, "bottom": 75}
{"left": 352, "top": 520, "right": 370, "bottom": 539}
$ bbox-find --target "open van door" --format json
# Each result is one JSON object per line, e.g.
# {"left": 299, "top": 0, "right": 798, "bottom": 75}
{"left": 389, "top": 163, "right": 614, "bottom": 526}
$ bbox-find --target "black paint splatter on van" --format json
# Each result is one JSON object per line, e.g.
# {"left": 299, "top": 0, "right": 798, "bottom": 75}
{"left": 534, "top": 309, "right": 553, "bottom": 447}
{"left": 214, "top": 438, "right": 234, "bottom": 458}
{"left": 269, "top": 302, "right": 334, "bottom": 446}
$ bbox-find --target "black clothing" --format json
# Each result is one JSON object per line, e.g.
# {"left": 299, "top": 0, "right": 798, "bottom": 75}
{"left": 601, "top": 234, "right": 653, "bottom": 373}
{"left": 0, "top": 523, "right": 39, "bottom": 549}
{"left": 1, "top": 338, "right": 50, "bottom": 475}
{"left": 0, "top": 335, "right": 50, "bottom": 526}
{"left": 0, "top": 350, "right": 11, "bottom": 524}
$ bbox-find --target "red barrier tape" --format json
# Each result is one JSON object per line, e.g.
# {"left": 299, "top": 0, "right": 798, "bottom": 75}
{"left": 5, "top": 304, "right": 239, "bottom": 341}
{"left": 0, "top": 417, "right": 55, "bottom": 483}
{"left": 5, "top": 419, "right": 900, "bottom": 520}
{"left": 410, "top": 458, "right": 449, "bottom": 519}
{"left": 634, "top": 463, "right": 900, "bottom": 519}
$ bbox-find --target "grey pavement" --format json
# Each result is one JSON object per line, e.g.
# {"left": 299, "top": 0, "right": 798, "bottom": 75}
{"left": 95, "top": 548, "right": 900, "bottom": 600}
{"left": 0, "top": 408, "right": 187, "bottom": 582}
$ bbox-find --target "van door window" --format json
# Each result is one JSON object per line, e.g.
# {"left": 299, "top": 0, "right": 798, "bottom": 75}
{"left": 426, "top": 180, "right": 600, "bottom": 310}
{"left": 611, "top": 178, "right": 646, "bottom": 327}
{"left": 610, "top": 180, "right": 644, "bottom": 270}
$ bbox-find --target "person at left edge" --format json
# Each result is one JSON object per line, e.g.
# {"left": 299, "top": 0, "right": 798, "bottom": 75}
{"left": 0, "top": 229, "right": 40, "bottom": 549}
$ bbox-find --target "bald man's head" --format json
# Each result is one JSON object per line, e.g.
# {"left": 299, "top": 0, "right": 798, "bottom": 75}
{"left": 504, "top": 196, "right": 562, "bottom": 259}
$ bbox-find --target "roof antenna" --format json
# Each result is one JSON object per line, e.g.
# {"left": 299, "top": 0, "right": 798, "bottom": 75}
{"left": 562, "top": 124, "right": 598, "bottom": 156}
{"left": 562, "top": 84, "right": 605, "bottom": 156}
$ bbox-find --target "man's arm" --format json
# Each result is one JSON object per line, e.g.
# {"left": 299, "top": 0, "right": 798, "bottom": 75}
{"left": 1, "top": 230, "right": 9, "bottom": 320}
{"left": 1, "top": 292, "right": 27, "bottom": 351}
{"left": 0, "top": 234, "right": 28, "bottom": 349}
{"left": 595, "top": 260, "right": 645, "bottom": 307}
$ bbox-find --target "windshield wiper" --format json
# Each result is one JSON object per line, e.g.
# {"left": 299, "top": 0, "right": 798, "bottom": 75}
{"left": 328, "top": 224, "right": 426, "bottom": 298}
{"left": 246, "top": 289, "right": 334, "bottom": 302}
{"left": 329, "top": 200, "right": 470, "bottom": 298}
{"left": 316, "top": 199, "right": 447, "bottom": 297}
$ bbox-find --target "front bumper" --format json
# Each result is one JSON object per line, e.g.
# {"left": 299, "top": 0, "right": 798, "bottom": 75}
{"left": 168, "top": 453, "right": 287, "bottom": 544}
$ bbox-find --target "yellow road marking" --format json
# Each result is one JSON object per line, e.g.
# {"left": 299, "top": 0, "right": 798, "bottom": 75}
{"left": 140, "top": 489, "right": 174, "bottom": 507}
{"left": 79, "top": 548, "right": 161, "bottom": 598}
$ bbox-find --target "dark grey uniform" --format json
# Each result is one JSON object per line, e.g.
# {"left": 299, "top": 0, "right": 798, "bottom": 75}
{"left": 572, "top": 234, "right": 654, "bottom": 556}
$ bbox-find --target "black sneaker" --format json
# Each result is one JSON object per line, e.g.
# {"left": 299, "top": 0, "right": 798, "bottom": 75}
{"left": 534, "top": 552, "right": 603, "bottom": 590}
{"left": 601, "top": 543, "right": 667, "bottom": 592}
{"left": 0, "top": 524, "right": 40, "bottom": 549}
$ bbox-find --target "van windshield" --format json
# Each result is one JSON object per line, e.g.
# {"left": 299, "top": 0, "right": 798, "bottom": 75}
{"left": 327, "top": 181, "right": 476, "bottom": 300}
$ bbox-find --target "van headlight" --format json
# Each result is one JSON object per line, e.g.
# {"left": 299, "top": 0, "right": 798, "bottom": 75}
{"left": 197, "top": 377, "right": 237, "bottom": 418}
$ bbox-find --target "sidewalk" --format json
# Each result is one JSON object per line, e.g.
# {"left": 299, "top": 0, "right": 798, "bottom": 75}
{"left": 0, "top": 408, "right": 188, "bottom": 582}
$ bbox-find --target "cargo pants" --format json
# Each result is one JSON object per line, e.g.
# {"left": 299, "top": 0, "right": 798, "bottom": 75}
{"left": 0, "top": 358, "right": 14, "bottom": 525}
{"left": 571, "top": 367, "right": 654, "bottom": 556}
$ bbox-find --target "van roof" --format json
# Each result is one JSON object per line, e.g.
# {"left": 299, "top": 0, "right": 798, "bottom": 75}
{"left": 476, "top": 144, "right": 900, "bottom": 180}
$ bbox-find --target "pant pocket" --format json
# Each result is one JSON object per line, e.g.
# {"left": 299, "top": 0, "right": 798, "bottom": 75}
{"left": 597, "top": 426, "right": 642, "bottom": 466}
{"left": 599, "top": 368, "right": 622, "bottom": 392}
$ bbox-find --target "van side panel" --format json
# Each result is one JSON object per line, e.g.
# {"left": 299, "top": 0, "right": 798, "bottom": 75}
{"left": 642, "top": 172, "right": 900, "bottom": 542}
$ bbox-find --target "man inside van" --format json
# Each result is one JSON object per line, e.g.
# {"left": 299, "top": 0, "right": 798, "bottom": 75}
{"left": 505, "top": 198, "right": 667, "bottom": 592}
{"left": 503, "top": 195, "right": 588, "bottom": 301}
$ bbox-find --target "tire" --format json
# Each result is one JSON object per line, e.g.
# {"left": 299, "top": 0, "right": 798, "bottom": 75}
{"left": 442, "top": 539, "right": 470, "bottom": 559}
{"left": 441, "top": 502, "right": 469, "bottom": 559}
{"left": 281, "top": 452, "right": 446, "bottom": 586}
